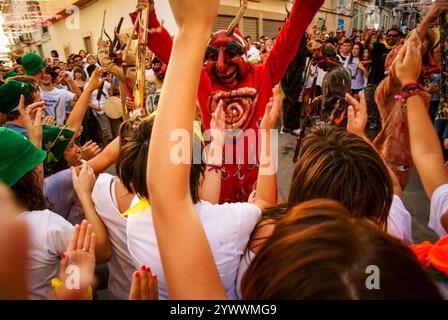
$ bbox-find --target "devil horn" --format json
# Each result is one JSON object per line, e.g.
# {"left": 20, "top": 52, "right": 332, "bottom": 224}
{"left": 226, "top": 0, "right": 248, "bottom": 36}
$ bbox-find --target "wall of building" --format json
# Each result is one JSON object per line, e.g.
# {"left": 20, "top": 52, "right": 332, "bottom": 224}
{"left": 41, "top": 0, "right": 290, "bottom": 59}
{"left": 41, "top": 0, "right": 176, "bottom": 60}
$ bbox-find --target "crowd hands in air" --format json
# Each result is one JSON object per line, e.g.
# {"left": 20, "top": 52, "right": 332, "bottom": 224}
{"left": 0, "top": 0, "right": 447, "bottom": 300}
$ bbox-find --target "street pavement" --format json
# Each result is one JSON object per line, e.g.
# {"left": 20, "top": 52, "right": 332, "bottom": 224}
{"left": 276, "top": 131, "right": 439, "bottom": 244}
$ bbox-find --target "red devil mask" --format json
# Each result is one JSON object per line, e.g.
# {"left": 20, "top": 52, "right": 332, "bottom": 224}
{"left": 205, "top": 28, "right": 252, "bottom": 89}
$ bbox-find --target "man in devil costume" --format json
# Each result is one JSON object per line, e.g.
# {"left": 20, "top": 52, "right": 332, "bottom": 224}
{"left": 133, "top": 0, "right": 324, "bottom": 203}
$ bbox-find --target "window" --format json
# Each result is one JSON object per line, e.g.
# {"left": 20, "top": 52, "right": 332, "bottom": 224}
{"left": 339, "top": 0, "right": 344, "bottom": 8}
{"left": 63, "top": 43, "right": 71, "bottom": 60}
{"left": 83, "top": 36, "right": 93, "bottom": 54}
{"left": 338, "top": 19, "right": 344, "bottom": 31}
{"left": 353, "top": 9, "right": 359, "bottom": 30}
{"left": 37, "top": 45, "right": 44, "bottom": 58}
{"left": 317, "top": 17, "right": 325, "bottom": 30}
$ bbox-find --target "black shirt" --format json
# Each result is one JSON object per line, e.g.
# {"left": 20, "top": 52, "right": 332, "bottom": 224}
{"left": 368, "top": 42, "right": 392, "bottom": 85}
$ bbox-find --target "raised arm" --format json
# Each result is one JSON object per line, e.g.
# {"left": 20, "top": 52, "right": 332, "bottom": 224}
{"left": 394, "top": 35, "right": 448, "bottom": 198}
{"left": 416, "top": 0, "right": 448, "bottom": 40}
{"left": 71, "top": 161, "right": 112, "bottom": 264}
{"left": 147, "top": 0, "right": 225, "bottom": 300}
{"left": 265, "top": 0, "right": 324, "bottom": 86}
{"left": 346, "top": 92, "right": 403, "bottom": 198}
{"left": 88, "top": 137, "right": 120, "bottom": 175}
{"left": 199, "top": 101, "right": 225, "bottom": 204}
{"left": 97, "top": 40, "right": 126, "bottom": 82}
{"left": 65, "top": 68, "right": 105, "bottom": 140}
{"left": 252, "top": 85, "right": 280, "bottom": 209}
{"left": 365, "top": 29, "right": 375, "bottom": 52}
{"left": 131, "top": 0, "right": 173, "bottom": 65}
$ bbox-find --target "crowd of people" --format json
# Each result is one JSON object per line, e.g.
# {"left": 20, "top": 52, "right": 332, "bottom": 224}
{"left": 0, "top": 0, "right": 448, "bottom": 300}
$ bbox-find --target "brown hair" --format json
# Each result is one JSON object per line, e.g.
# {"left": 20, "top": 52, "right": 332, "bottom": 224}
{"left": 11, "top": 169, "right": 46, "bottom": 211}
{"left": 116, "top": 116, "right": 204, "bottom": 203}
{"left": 247, "top": 126, "right": 392, "bottom": 252}
{"left": 289, "top": 126, "right": 392, "bottom": 230}
{"left": 72, "top": 67, "right": 86, "bottom": 81}
{"left": 241, "top": 199, "right": 442, "bottom": 299}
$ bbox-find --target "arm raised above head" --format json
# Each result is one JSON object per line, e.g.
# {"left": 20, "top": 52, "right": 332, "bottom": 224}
{"left": 130, "top": 2, "right": 173, "bottom": 65}
{"left": 265, "top": 0, "right": 324, "bottom": 86}
{"left": 146, "top": 0, "right": 226, "bottom": 300}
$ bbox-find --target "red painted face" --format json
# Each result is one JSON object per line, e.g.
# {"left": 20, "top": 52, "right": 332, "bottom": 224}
{"left": 205, "top": 30, "right": 251, "bottom": 89}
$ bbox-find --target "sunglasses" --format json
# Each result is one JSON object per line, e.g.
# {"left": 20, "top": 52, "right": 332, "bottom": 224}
{"left": 387, "top": 34, "right": 399, "bottom": 38}
{"left": 74, "top": 59, "right": 82, "bottom": 62}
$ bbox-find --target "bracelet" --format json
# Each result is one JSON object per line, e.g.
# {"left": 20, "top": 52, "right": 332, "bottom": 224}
{"left": 207, "top": 164, "right": 223, "bottom": 173}
{"left": 394, "top": 82, "right": 424, "bottom": 107}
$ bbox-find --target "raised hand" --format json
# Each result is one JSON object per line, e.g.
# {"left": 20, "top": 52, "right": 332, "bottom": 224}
{"left": 260, "top": 84, "right": 282, "bottom": 130}
{"left": 129, "top": 265, "right": 158, "bottom": 300}
{"left": 18, "top": 95, "right": 45, "bottom": 149}
{"left": 210, "top": 100, "right": 225, "bottom": 141}
{"left": 423, "top": 0, "right": 448, "bottom": 23}
{"left": 97, "top": 39, "right": 108, "bottom": 48}
{"left": 71, "top": 160, "right": 97, "bottom": 201}
{"left": 393, "top": 35, "right": 422, "bottom": 86}
{"left": 346, "top": 92, "right": 368, "bottom": 139}
{"left": 56, "top": 220, "right": 96, "bottom": 299}
{"left": 81, "top": 141, "right": 102, "bottom": 161}
{"left": 85, "top": 68, "right": 106, "bottom": 92}
{"left": 169, "top": 0, "right": 219, "bottom": 32}
{"left": 137, "top": 0, "right": 154, "bottom": 12}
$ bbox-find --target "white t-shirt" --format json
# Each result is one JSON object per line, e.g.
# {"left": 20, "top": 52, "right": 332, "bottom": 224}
{"left": 91, "top": 173, "right": 138, "bottom": 300}
{"left": 90, "top": 81, "right": 111, "bottom": 116}
{"left": 126, "top": 200, "right": 261, "bottom": 300}
{"left": 23, "top": 210, "right": 73, "bottom": 300}
{"left": 41, "top": 87, "right": 76, "bottom": 125}
{"left": 429, "top": 184, "right": 448, "bottom": 238}
{"left": 235, "top": 250, "right": 255, "bottom": 299}
{"left": 388, "top": 195, "right": 413, "bottom": 245}
{"left": 316, "top": 66, "right": 327, "bottom": 87}
{"left": 247, "top": 46, "right": 261, "bottom": 63}
{"left": 346, "top": 56, "right": 365, "bottom": 90}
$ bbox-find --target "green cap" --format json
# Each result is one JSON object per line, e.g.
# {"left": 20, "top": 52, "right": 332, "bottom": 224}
{"left": 22, "top": 52, "right": 45, "bottom": 76}
{"left": 0, "top": 127, "right": 47, "bottom": 187}
{"left": 42, "top": 125, "right": 75, "bottom": 168}
{"left": 3, "top": 70, "right": 17, "bottom": 80}
{"left": 0, "top": 80, "right": 35, "bottom": 114}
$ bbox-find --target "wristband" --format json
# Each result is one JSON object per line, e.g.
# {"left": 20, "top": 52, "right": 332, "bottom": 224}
{"left": 394, "top": 82, "right": 424, "bottom": 107}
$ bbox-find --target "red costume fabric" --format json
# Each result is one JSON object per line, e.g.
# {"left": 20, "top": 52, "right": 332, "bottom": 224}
{"left": 132, "top": 0, "right": 323, "bottom": 203}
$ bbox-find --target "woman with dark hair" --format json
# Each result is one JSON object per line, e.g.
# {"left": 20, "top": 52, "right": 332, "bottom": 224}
{"left": 0, "top": 127, "right": 73, "bottom": 299}
{"left": 73, "top": 66, "right": 87, "bottom": 91}
{"left": 347, "top": 43, "right": 365, "bottom": 99}
{"left": 241, "top": 199, "right": 443, "bottom": 299}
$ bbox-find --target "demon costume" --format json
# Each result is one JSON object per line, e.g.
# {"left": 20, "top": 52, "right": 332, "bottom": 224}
{"left": 132, "top": 0, "right": 324, "bottom": 203}
{"left": 311, "top": 41, "right": 351, "bottom": 126}
{"left": 280, "top": 34, "right": 311, "bottom": 132}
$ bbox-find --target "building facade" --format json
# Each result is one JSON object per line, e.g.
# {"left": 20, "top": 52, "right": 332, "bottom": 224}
{"left": 1, "top": 0, "right": 427, "bottom": 62}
